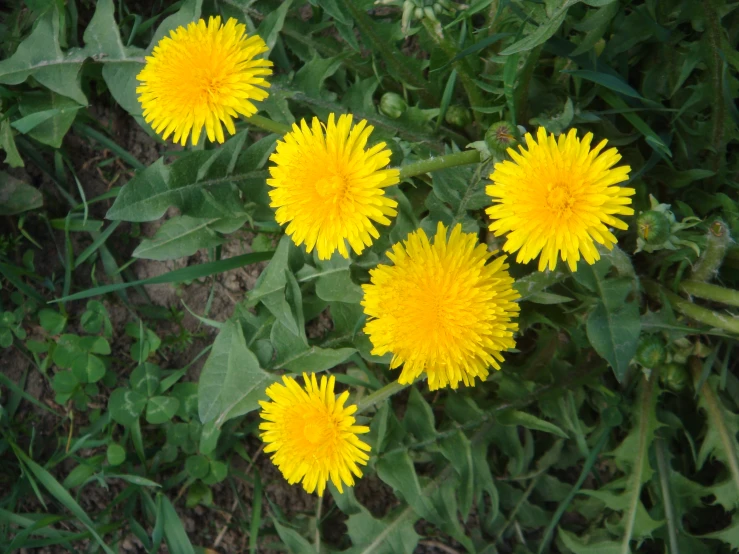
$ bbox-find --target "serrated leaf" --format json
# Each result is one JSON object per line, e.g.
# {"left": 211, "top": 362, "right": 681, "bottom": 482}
{"left": 0, "top": 5, "right": 88, "bottom": 105}
{"left": 558, "top": 529, "right": 621, "bottom": 554}
{"left": 500, "top": 1, "right": 581, "bottom": 56}
{"left": 198, "top": 319, "right": 276, "bottom": 425}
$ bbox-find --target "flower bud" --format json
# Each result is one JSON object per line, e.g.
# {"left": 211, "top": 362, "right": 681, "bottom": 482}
{"left": 445, "top": 105, "right": 472, "bottom": 127}
{"left": 379, "top": 92, "right": 407, "bottom": 119}
{"left": 636, "top": 335, "right": 666, "bottom": 368}
{"left": 661, "top": 362, "right": 688, "bottom": 392}
{"left": 485, "top": 121, "right": 518, "bottom": 154}
{"left": 637, "top": 210, "right": 670, "bottom": 245}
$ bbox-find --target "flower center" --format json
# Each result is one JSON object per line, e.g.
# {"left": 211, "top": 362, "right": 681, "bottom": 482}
{"left": 302, "top": 414, "right": 335, "bottom": 444}
{"left": 546, "top": 183, "right": 574, "bottom": 216}
{"left": 314, "top": 174, "right": 348, "bottom": 199}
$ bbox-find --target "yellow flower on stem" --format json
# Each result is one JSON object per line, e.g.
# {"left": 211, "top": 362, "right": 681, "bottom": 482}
{"left": 267, "top": 113, "right": 400, "bottom": 260}
{"left": 259, "top": 373, "right": 371, "bottom": 496}
{"left": 486, "top": 127, "right": 635, "bottom": 272}
{"left": 137, "top": 16, "right": 272, "bottom": 146}
{"left": 361, "top": 223, "right": 520, "bottom": 391}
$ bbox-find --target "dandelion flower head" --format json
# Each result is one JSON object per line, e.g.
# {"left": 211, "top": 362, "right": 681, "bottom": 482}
{"left": 486, "top": 127, "right": 634, "bottom": 272}
{"left": 137, "top": 16, "right": 272, "bottom": 146}
{"left": 259, "top": 373, "right": 371, "bottom": 496}
{"left": 267, "top": 113, "right": 400, "bottom": 260}
{"left": 362, "top": 223, "right": 520, "bottom": 391}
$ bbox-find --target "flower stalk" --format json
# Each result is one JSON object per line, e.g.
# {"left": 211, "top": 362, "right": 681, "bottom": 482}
{"left": 356, "top": 380, "right": 409, "bottom": 415}
{"left": 398, "top": 149, "right": 481, "bottom": 180}
{"left": 245, "top": 114, "right": 291, "bottom": 135}
{"left": 690, "top": 219, "right": 730, "bottom": 282}
{"left": 643, "top": 280, "right": 739, "bottom": 335}
{"left": 680, "top": 280, "right": 739, "bottom": 308}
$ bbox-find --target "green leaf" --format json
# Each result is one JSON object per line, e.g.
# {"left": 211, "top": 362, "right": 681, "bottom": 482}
{"left": 38, "top": 309, "right": 67, "bottom": 335}
{"left": 0, "top": 119, "right": 24, "bottom": 168}
{"left": 563, "top": 69, "right": 644, "bottom": 100}
{"left": 71, "top": 353, "right": 106, "bottom": 384}
{"left": 575, "top": 258, "right": 640, "bottom": 382}
{"left": 403, "top": 388, "right": 436, "bottom": 442}
{"left": 500, "top": 1, "right": 581, "bottom": 56}
{"left": 52, "top": 251, "right": 273, "bottom": 303}
{"left": 498, "top": 409, "right": 569, "bottom": 438}
{"left": 0, "top": 5, "right": 88, "bottom": 105}
{"left": 271, "top": 321, "right": 356, "bottom": 372}
{"left": 52, "top": 370, "right": 79, "bottom": 395}
{"left": 257, "top": 0, "right": 293, "bottom": 54}
{"left": 12, "top": 447, "right": 115, "bottom": 554}
{"left": 14, "top": 91, "right": 82, "bottom": 147}
{"left": 558, "top": 529, "right": 621, "bottom": 554}
{"left": 130, "top": 363, "right": 161, "bottom": 397}
{"left": 185, "top": 454, "right": 210, "bottom": 479}
{"left": 146, "top": 396, "right": 180, "bottom": 424}
{"left": 106, "top": 443, "right": 126, "bottom": 466}
{"left": 109, "top": 388, "right": 147, "bottom": 427}
{"left": 0, "top": 172, "right": 43, "bottom": 215}
{"left": 272, "top": 518, "right": 318, "bottom": 554}
{"left": 198, "top": 319, "right": 277, "bottom": 425}
{"left": 132, "top": 215, "right": 246, "bottom": 261}
{"left": 311, "top": 256, "right": 363, "bottom": 303}
{"left": 158, "top": 493, "right": 196, "bottom": 554}
{"left": 377, "top": 451, "right": 439, "bottom": 523}
{"left": 107, "top": 131, "right": 255, "bottom": 222}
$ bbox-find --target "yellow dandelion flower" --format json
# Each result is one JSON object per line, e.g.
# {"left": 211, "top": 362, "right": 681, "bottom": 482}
{"left": 259, "top": 373, "right": 371, "bottom": 496}
{"left": 267, "top": 113, "right": 400, "bottom": 260}
{"left": 486, "top": 127, "right": 635, "bottom": 272}
{"left": 137, "top": 16, "right": 272, "bottom": 146}
{"left": 361, "top": 222, "right": 520, "bottom": 391}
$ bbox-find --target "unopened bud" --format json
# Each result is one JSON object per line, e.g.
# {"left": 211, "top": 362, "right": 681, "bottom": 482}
{"left": 485, "top": 121, "right": 518, "bottom": 154}
{"left": 445, "top": 105, "right": 472, "bottom": 127}
{"left": 379, "top": 93, "right": 407, "bottom": 119}
{"left": 635, "top": 335, "right": 666, "bottom": 369}
{"left": 661, "top": 362, "right": 688, "bottom": 392}
{"left": 637, "top": 210, "right": 670, "bottom": 245}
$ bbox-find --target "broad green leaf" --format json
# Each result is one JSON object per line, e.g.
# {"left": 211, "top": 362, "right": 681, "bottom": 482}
{"left": 109, "top": 388, "right": 147, "bottom": 426}
{"left": 71, "top": 353, "right": 106, "bottom": 384}
{"left": 403, "top": 388, "right": 436, "bottom": 442}
{"left": 146, "top": 396, "right": 180, "bottom": 424}
{"left": 15, "top": 91, "right": 82, "bottom": 147}
{"left": 38, "top": 309, "right": 67, "bottom": 335}
{"left": 309, "top": 256, "right": 363, "bottom": 303}
{"left": 376, "top": 451, "right": 439, "bottom": 523}
{"left": 133, "top": 215, "right": 246, "bottom": 261}
{"left": 575, "top": 258, "right": 640, "bottom": 382}
{"left": 0, "top": 5, "right": 88, "bottom": 105}
{"left": 345, "top": 504, "right": 419, "bottom": 553}
{"left": 130, "top": 363, "right": 162, "bottom": 397}
{"left": 0, "top": 172, "right": 43, "bottom": 215}
{"left": 185, "top": 454, "right": 210, "bottom": 479}
{"left": 106, "top": 443, "right": 126, "bottom": 466}
{"left": 439, "top": 431, "right": 474, "bottom": 520}
{"left": 272, "top": 518, "right": 318, "bottom": 554}
{"left": 198, "top": 319, "right": 277, "bottom": 425}
{"left": 271, "top": 321, "right": 356, "bottom": 372}
{"left": 106, "top": 132, "right": 252, "bottom": 222}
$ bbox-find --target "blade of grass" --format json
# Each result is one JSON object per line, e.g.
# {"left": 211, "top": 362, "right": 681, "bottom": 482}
{"left": 158, "top": 493, "right": 196, "bottom": 554}
{"left": 655, "top": 439, "right": 680, "bottom": 554}
{"left": 51, "top": 251, "right": 273, "bottom": 303}
{"left": 73, "top": 123, "right": 146, "bottom": 171}
{"left": 250, "top": 472, "right": 263, "bottom": 554}
{"left": 74, "top": 221, "right": 121, "bottom": 269}
{"left": 10, "top": 443, "right": 116, "bottom": 554}
{"left": 537, "top": 424, "right": 613, "bottom": 554}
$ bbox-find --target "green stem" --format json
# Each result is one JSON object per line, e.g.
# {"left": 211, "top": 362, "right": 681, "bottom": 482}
{"left": 244, "top": 114, "right": 291, "bottom": 135}
{"left": 398, "top": 149, "right": 481, "bottom": 180}
{"left": 655, "top": 438, "right": 680, "bottom": 554}
{"left": 701, "top": 0, "right": 726, "bottom": 176}
{"left": 643, "top": 280, "right": 739, "bottom": 335}
{"left": 690, "top": 219, "right": 730, "bottom": 282}
{"left": 356, "top": 380, "right": 409, "bottom": 415}
{"left": 681, "top": 280, "right": 739, "bottom": 308}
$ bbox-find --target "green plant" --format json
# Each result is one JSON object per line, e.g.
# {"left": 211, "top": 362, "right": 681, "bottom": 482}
{"left": 0, "top": 0, "right": 738, "bottom": 552}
